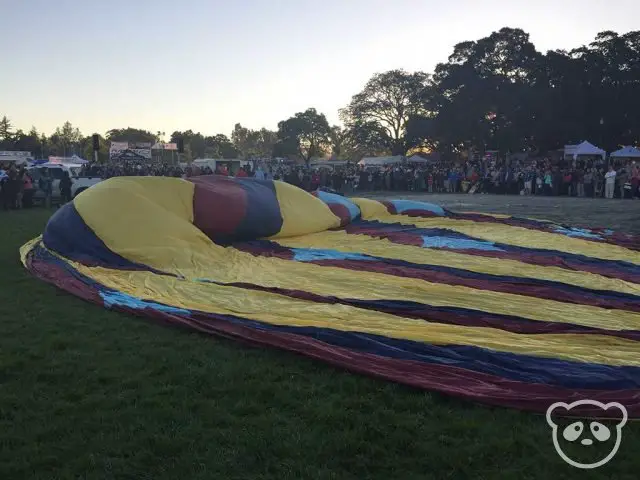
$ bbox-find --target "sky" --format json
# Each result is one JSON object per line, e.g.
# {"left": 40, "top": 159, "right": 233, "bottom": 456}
{"left": 1, "top": 0, "right": 639, "bottom": 139}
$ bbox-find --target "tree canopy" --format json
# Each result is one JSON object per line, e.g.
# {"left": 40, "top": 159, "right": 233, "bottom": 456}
{"left": 231, "top": 123, "right": 278, "bottom": 159}
{"left": 106, "top": 128, "right": 158, "bottom": 144}
{"left": 276, "top": 108, "right": 332, "bottom": 164}
{"left": 342, "top": 28, "right": 640, "bottom": 157}
{"left": 2, "top": 28, "right": 638, "bottom": 162}
{"left": 340, "top": 70, "right": 431, "bottom": 156}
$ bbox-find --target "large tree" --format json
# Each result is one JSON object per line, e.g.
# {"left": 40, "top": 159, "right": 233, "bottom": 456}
{"left": 106, "top": 128, "right": 158, "bottom": 143}
{"left": 411, "top": 27, "right": 640, "bottom": 155}
{"left": 48, "top": 121, "right": 83, "bottom": 156}
{"left": 340, "top": 70, "right": 430, "bottom": 156}
{"left": 254, "top": 128, "right": 278, "bottom": 158}
{"left": 329, "top": 126, "right": 347, "bottom": 158}
{"left": 276, "top": 108, "right": 331, "bottom": 164}
{"left": 0, "top": 116, "right": 14, "bottom": 146}
{"left": 565, "top": 30, "right": 640, "bottom": 150}
{"left": 81, "top": 133, "right": 108, "bottom": 162}
{"left": 231, "top": 123, "right": 254, "bottom": 158}
{"left": 11, "top": 127, "right": 42, "bottom": 156}
{"left": 206, "top": 134, "right": 239, "bottom": 159}
{"left": 231, "top": 123, "right": 277, "bottom": 158}
{"left": 424, "top": 28, "right": 543, "bottom": 154}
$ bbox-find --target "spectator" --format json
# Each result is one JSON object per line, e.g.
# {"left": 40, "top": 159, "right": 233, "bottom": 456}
{"left": 60, "top": 171, "right": 73, "bottom": 205}
{"left": 22, "top": 170, "right": 34, "bottom": 208}
{"left": 605, "top": 166, "right": 617, "bottom": 199}
{"left": 631, "top": 163, "right": 639, "bottom": 199}
{"left": 39, "top": 169, "right": 53, "bottom": 208}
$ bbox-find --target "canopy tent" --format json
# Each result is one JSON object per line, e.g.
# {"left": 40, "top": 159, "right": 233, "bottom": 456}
{"left": 29, "top": 159, "right": 49, "bottom": 166}
{"left": 566, "top": 141, "right": 606, "bottom": 159}
{"left": 358, "top": 155, "right": 404, "bottom": 166}
{"left": 310, "top": 160, "right": 349, "bottom": 168}
{"left": 610, "top": 146, "right": 640, "bottom": 158}
{"left": 71, "top": 154, "right": 88, "bottom": 164}
{"left": 407, "top": 154, "right": 439, "bottom": 164}
{"left": 34, "top": 162, "right": 84, "bottom": 169}
{"left": 48, "top": 154, "right": 88, "bottom": 164}
{"left": 0, "top": 151, "right": 32, "bottom": 165}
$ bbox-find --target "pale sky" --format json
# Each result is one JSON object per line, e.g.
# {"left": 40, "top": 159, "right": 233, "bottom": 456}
{"left": 2, "top": 0, "right": 638, "bottom": 139}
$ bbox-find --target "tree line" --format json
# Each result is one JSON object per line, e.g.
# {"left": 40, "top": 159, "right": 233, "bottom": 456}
{"left": 1, "top": 27, "right": 638, "bottom": 164}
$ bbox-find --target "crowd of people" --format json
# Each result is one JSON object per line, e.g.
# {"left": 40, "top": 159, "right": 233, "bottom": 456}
{"left": 0, "top": 162, "right": 74, "bottom": 210}
{"left": 73, "top": 154, "right": 640, "bottom": 201}
{"left": 0, "top": 163, "right": 36, "bottom": 210}
{"left": 79, "top": 160, "right": 185, "bottom": 179}
{"left": 255, "top": 156, "right": 640, "bottom": 200}
{"left": 2, "top": 154, "right": 640, "bottom": 212}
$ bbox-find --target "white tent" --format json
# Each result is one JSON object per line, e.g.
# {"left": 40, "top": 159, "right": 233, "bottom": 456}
{"left": 570, "top": 141, "right": 606, "bottom": 159}
{"left": 0, "top": 151, "right": 31, "bottom": 165}
{"left": 407, "top": 154, "right": 439, "bottom": 164}
{"left": 610, "top": 146, "right": 640, "bottom": 158}
{"left": 358, "top": 155, "right": 404, "bottom": 166}
{"left": 310, "top": 160, "right": 348, "bottom": 168}
{"left": 71, "top": 154, "right": 88, "bottom": 164}
{"left": 48, "top": 155, "right": 88, "bottom": 164}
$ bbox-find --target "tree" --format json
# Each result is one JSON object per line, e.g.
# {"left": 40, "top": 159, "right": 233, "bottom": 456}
{"left": 272, "top": 136, "right": 299, "bottom": 159}
{"left": 205, "top": 134, "right": 239, "bottom": 159}
{"left": 231, "top": 123, "right": 277, "bottom": 158}
{"left": 254, "top": 128, "right": 277, "bottom": 157}
{"left": 565, "top": 30, "right": 640, "bottom": 150}
{"left": 423, "top": 28, "right": 543, "bottom": 154}
{"left": 0, "top": 116, "right": 13, "bottom": 146}
{"left": 329, "top": 126, "right": 346, "bottom": 158}
{"left": 276, "top": 108, "right": 331, "bottom": 164}
{"left": 28, "top": 127, "right": 43, "bottom": 157}
{"left": 12, "top": 128, "right": 42, "bottom": 156}
{"left": 340, "top": 70, "right": 430, "bottom": 156}
{"left": 169, "top": 131, "right": 239, "bottom": 160}
{"left": 411, "top": 27, "right": 640, "bottom": 155}
{"left": 106, "top": 128, "right": 157, "bottom": 143}
{"left": 39, "top": 134, "right": 48, "bottom": 158}
{"left": 81, "top": 134, "right": 108, "bottom": 162}
{"left": 49, "top": 121, "right": 83, "bottom": 156}
{"left": 231, "top": 123, "right": 254, "bottom": 158}
{"left": 58, "top": 121, "right": 82, "bottom": 144}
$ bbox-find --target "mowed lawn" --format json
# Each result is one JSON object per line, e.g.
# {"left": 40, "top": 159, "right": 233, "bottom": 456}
{"left": 1, "top": 208, "right": 638, "bottom": 479}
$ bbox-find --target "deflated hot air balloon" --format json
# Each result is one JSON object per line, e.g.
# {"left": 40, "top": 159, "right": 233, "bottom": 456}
{"left": 21, "top": 176, "right": 640, "bottom": 417}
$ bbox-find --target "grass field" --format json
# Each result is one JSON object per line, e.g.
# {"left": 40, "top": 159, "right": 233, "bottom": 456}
{"left": 1, "top": 203, "right": 638, "bottom": 479}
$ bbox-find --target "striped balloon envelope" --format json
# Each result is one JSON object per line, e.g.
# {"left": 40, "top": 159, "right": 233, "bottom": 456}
{"left": 21, "top": 176, "right": 640, "bottom": 417}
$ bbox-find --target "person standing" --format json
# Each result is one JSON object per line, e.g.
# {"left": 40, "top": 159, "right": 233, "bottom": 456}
{"left": 15, "top": 167, "right": 25, "bottom": 209}
{"left": 576, "top": 167, "right": 585, "bottom": 197}
{"left": 523, "top": 169, "right": 532, "bottom": 195}
{"left": 22, "top": 170, "right": 34, "bottom": 208}
{"left": 6, "top": 166, "right": 18, "bottom": 209}
{"left": 617, "top": 167, "right": 629, "bottom": 199}
{"left": 604, "top": 166, "right": 617, "bottom": 199}
{"left": 631, "top": 163, "right": 639, "bottom": 199}
{"left": 544, "top": 170, "right": 553, "bottom": 196}
{"left": 59, "top": 171, "right": 73, "bottom": 205}
{"left": 583, "top": 168, "right": 593, "bottom": 198}
{"left": 39, "top": 169, "right": 53, "bottom": 208}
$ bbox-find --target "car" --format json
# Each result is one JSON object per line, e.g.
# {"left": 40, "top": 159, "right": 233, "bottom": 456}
{"left": 27, "top": 163, "right": 104, "bottom": 202}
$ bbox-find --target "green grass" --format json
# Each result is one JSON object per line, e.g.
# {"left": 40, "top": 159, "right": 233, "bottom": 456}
{"left": 0, "top": 208, "right": 637, "bottom": 479}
